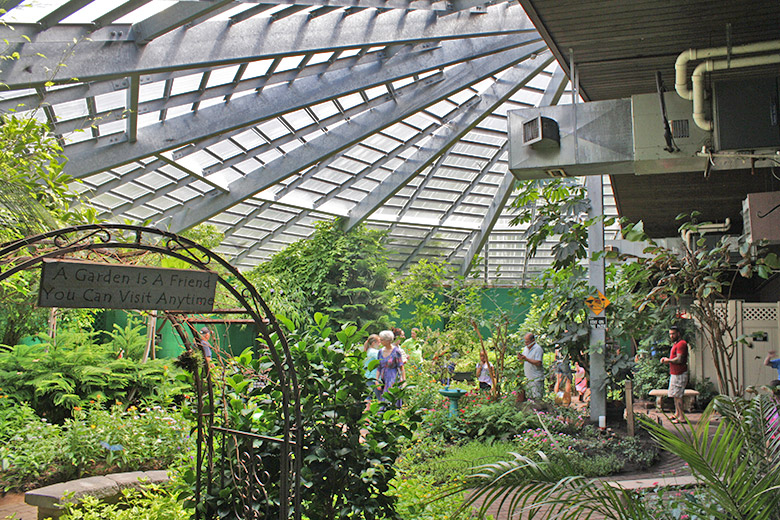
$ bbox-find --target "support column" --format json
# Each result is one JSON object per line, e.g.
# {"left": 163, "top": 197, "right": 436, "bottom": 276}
{"left": 587, "top": 174, "right": 606, "bottom": 423}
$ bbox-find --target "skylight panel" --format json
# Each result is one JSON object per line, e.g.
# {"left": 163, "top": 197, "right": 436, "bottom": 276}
{"left": 114, "top": 182, "right": 150, "bottom": 200}
{"left": 282, "top": 110, "right": 314, "bottom": 131}
{"left": 206, "top": 65, "right": 242, "bottom": 88}
{"left": 308, "top": 52, "right": 334, "bottom": 66}
{"left": 383, "top": 123, "right": 418, "bottom": 142}
{"left": 93, "top": 91, "right": 126, "bottom": 113}
{"left": 208, "top": 140, "right": 243, "bottom": 161}
{"left": 426, "top": 99, "right": 457, "bottom": 118}
{"left": 337, "top": 92, "right": 365, "bottom": 111}
{"left": 232, "top": 129, "right": 265, "bottom": 150}
{"left": 98, "top": 120, "right": 126, "bottom": 136}
{"left": 364, "top": 85, "right": 389, "bottom": 101}
{"left": 137, "top": 111, "right": 159, "bottom": 130}
{"left": 165, "top": 104, "right": 191, "bottom": 120}
{"left": 171, "top": 73, "right": 203, "bottom": 96}
{"left": 309, "top": 101, "right": 339, "bottom": 120}
{"left": 348, "top": 146, "right": 384, "bottom": 164}
{"left": 450, "top": 89, "right": 478, "bottom": 105}
{"left": 53, "top": 99, "right": 88, "bottom": 120}
{"left": 242, "top": 60, "right": 275, "bottom": 79}
{"left": 115, "top": 1, "right": 177, "bottom": 23}
{"left": 339, "top": 48, "right": 363, "bottom": 58}
{"left": 256, "top": 119, "right": 290, "bottom": 141}
{"left": 276, "top": 55, "right": 305, "bottom": 73}
{"left": 1, "top": 0, "right": 66, "bottom": 23}
{"left": 472, "top": 77, "right": 496, "bottom": 94}
{"left": 392, "top": 76, "right": 415, "bottom": 90}
{"left": 0, "top": 88, "right": 35, "bottom": 101}
{"left": 61, "top": 129, "right": 91, "bottom": 145}
{"left": 257, "top": 148, "right": 284, "bottom": 164}
{"left": 234, "top": 157, "right": 262, "bottom": 174}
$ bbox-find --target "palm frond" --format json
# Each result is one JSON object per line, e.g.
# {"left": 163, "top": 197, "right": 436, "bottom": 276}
{"left": 446, "top": 451, "right": 657, "bottom": 520}
{"left": 641, "top": 398, "right": 780, "bottom": 520}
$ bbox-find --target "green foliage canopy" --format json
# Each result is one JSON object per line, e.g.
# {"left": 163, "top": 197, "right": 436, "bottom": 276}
{"left": 247, "top": 220, "right": 392, "bottom": 331}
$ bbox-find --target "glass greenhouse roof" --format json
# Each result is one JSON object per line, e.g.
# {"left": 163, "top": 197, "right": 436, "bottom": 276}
{"left": 0, "top": 0, "right": 619, "bottom": 286}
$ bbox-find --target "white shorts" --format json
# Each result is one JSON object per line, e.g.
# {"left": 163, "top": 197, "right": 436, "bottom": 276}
{"left": 668, "top": 372, "right": 688, "bottom": 398}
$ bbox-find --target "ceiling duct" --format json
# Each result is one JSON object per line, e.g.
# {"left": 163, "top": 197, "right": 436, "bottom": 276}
{"left": 507, "top": 92, "right": 710, "bottom": 180}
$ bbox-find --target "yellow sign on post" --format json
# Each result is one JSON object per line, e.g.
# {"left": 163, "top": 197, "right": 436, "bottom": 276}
{"left": 584, "top": 290, "right": 610, "bottom": 315}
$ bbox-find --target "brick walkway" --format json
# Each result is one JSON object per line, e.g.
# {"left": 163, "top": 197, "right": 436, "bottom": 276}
{"left": 0, "top": 492, "right": 35, "bottom": 520}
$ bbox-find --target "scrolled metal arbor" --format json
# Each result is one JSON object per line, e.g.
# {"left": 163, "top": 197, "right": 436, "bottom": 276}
{"left": 0, "top": 224, "right": 302, "bottom": 519}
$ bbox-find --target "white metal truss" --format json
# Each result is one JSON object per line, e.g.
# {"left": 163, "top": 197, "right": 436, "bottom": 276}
{"left": 0, "top": 0, "right": 618, "bottom": 286}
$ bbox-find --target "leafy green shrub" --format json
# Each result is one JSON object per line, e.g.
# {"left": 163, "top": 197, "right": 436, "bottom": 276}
{"left": 0, "top": 400, "right": 64, "bottom": 491}
{"left": 0, "top": 402, "right": 192, "bottom": 492}
{"left": 59, "top": 482, "right": 188, "bottom": 520}
{"left": 392, "top": 472, "right": 479, "bottom": 520}
{"left": 62, "top": 405, "right": 192, "bottom": 477}
{"left": 507, "top": 427, "right": 657, "bottom": 477}
{"left": 691, "top": 376, "right": 718, "bottom": 410}
{"left": 632, "top": 354, "right": 670, "bottom": 399}
{"left": 195, "top": 313, "right": 418, "bottom": 520}
{"left": 246, "top": 221, "right": 393, "bottom": 331}
{"left": 0, "top": 336, "right": 187, "bottom": 422}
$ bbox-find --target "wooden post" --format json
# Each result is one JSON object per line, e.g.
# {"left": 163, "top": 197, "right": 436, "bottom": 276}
{"left": 141, "top": 311, "right": 157, "bottom": 363}
{"left": 625, "top": 379, "right": 635, "bottom": 436}
{"left": 48, "top": 307, "right": 58, "bottom": 340}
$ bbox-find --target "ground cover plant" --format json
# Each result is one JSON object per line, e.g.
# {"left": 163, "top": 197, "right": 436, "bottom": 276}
{"left": 58, "top": 481, "right": 189, "bottom": 520}
{"left": 0, "top": 400, "right": 193, "bottom": 492}
{"left": 406, "top": 390, "right": 658, "bottom": 481}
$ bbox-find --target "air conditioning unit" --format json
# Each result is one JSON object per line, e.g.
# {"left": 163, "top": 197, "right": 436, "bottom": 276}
{"left": 743, "top": 191, "right": 780, "bottom": 244}
{"left": 522, "top": 115, "right": 560, "bottom": 150}
{"left": 714, "top": 77, "right": 780, "bottom": 151}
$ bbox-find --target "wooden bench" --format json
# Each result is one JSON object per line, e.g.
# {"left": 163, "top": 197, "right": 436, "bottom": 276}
{"left": 648, "top": 389, "right": 699, "bottom": 412}
{"left": 25, "top": 470, "right": 169, "bottom": 520}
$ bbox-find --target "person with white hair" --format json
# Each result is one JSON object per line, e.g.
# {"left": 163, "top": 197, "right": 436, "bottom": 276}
{"left": 377, "top": 330, "right": 405, "bottom": 400}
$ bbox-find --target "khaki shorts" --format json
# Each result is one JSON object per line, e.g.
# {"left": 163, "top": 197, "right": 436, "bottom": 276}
{"left": 668, "top": 372, "right": 688, "bottom": 398}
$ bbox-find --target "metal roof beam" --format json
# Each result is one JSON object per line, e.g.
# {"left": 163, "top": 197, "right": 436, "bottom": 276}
{"left": 458, "top": 171, "right": 514, "bottom": 276}
{"left": 0, "top": 33, "right": 534, "bottom": 113}
{"left": 539, "top": 66, "right": 567, "bottom": 106}
{"left": 130, "top": 0, "right": 235, "bottom": 45}
{"left": 0, "top": 3, "right": 535, "bottom": 87}
{"left": 163, "top": 47, "right": 537, "bottom": 233}
{"left": 126, "top": 75, "right": 140, "bottom": 143}
{"left": 63, "top": 36, "right": 541, "bottom": 178}
{"left": 342, "top": 50, "right": 553, "bottom": 231}
{"left": 92, "top": 1, "right": 154, "bottom": 29}
{"left": 35, "top": 0, "right": 93, "bottom": 31}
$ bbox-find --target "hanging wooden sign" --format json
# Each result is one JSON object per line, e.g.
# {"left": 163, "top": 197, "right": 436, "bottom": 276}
{"left": 39, "top": 259, "right": 218, "bottom": 312}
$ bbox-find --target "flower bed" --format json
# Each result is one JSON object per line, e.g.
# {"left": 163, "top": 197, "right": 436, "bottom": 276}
{"left": 0, "top": 401, "right": 192, "bottom": 493}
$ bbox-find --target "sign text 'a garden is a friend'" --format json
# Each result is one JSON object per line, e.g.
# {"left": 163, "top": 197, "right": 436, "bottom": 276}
{"left": 38, "top": 260, "right": 218, "bottom": 312}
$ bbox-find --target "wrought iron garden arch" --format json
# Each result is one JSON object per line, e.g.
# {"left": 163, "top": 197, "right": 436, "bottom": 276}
{"left": 0, "top": 224, "right": 302, "bottom": 519}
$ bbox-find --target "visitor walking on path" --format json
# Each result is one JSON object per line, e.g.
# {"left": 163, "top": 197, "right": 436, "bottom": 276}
{"left": 377, "top": 330, "right": 405, "bottom": 400}
{"left": 476, "top": 351, "right": 494, "bottom": 391}
{"left": 518, "top": 332, "right": 544, "bottom": 401}
{"left": 661, "top": 325, "right": 688, "bottom": 424}
{"left": 198, "top": 327, "right": 213, "bottom": 363}
{"left": 363, "top": 334, "right": 381, "bottom": 399}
